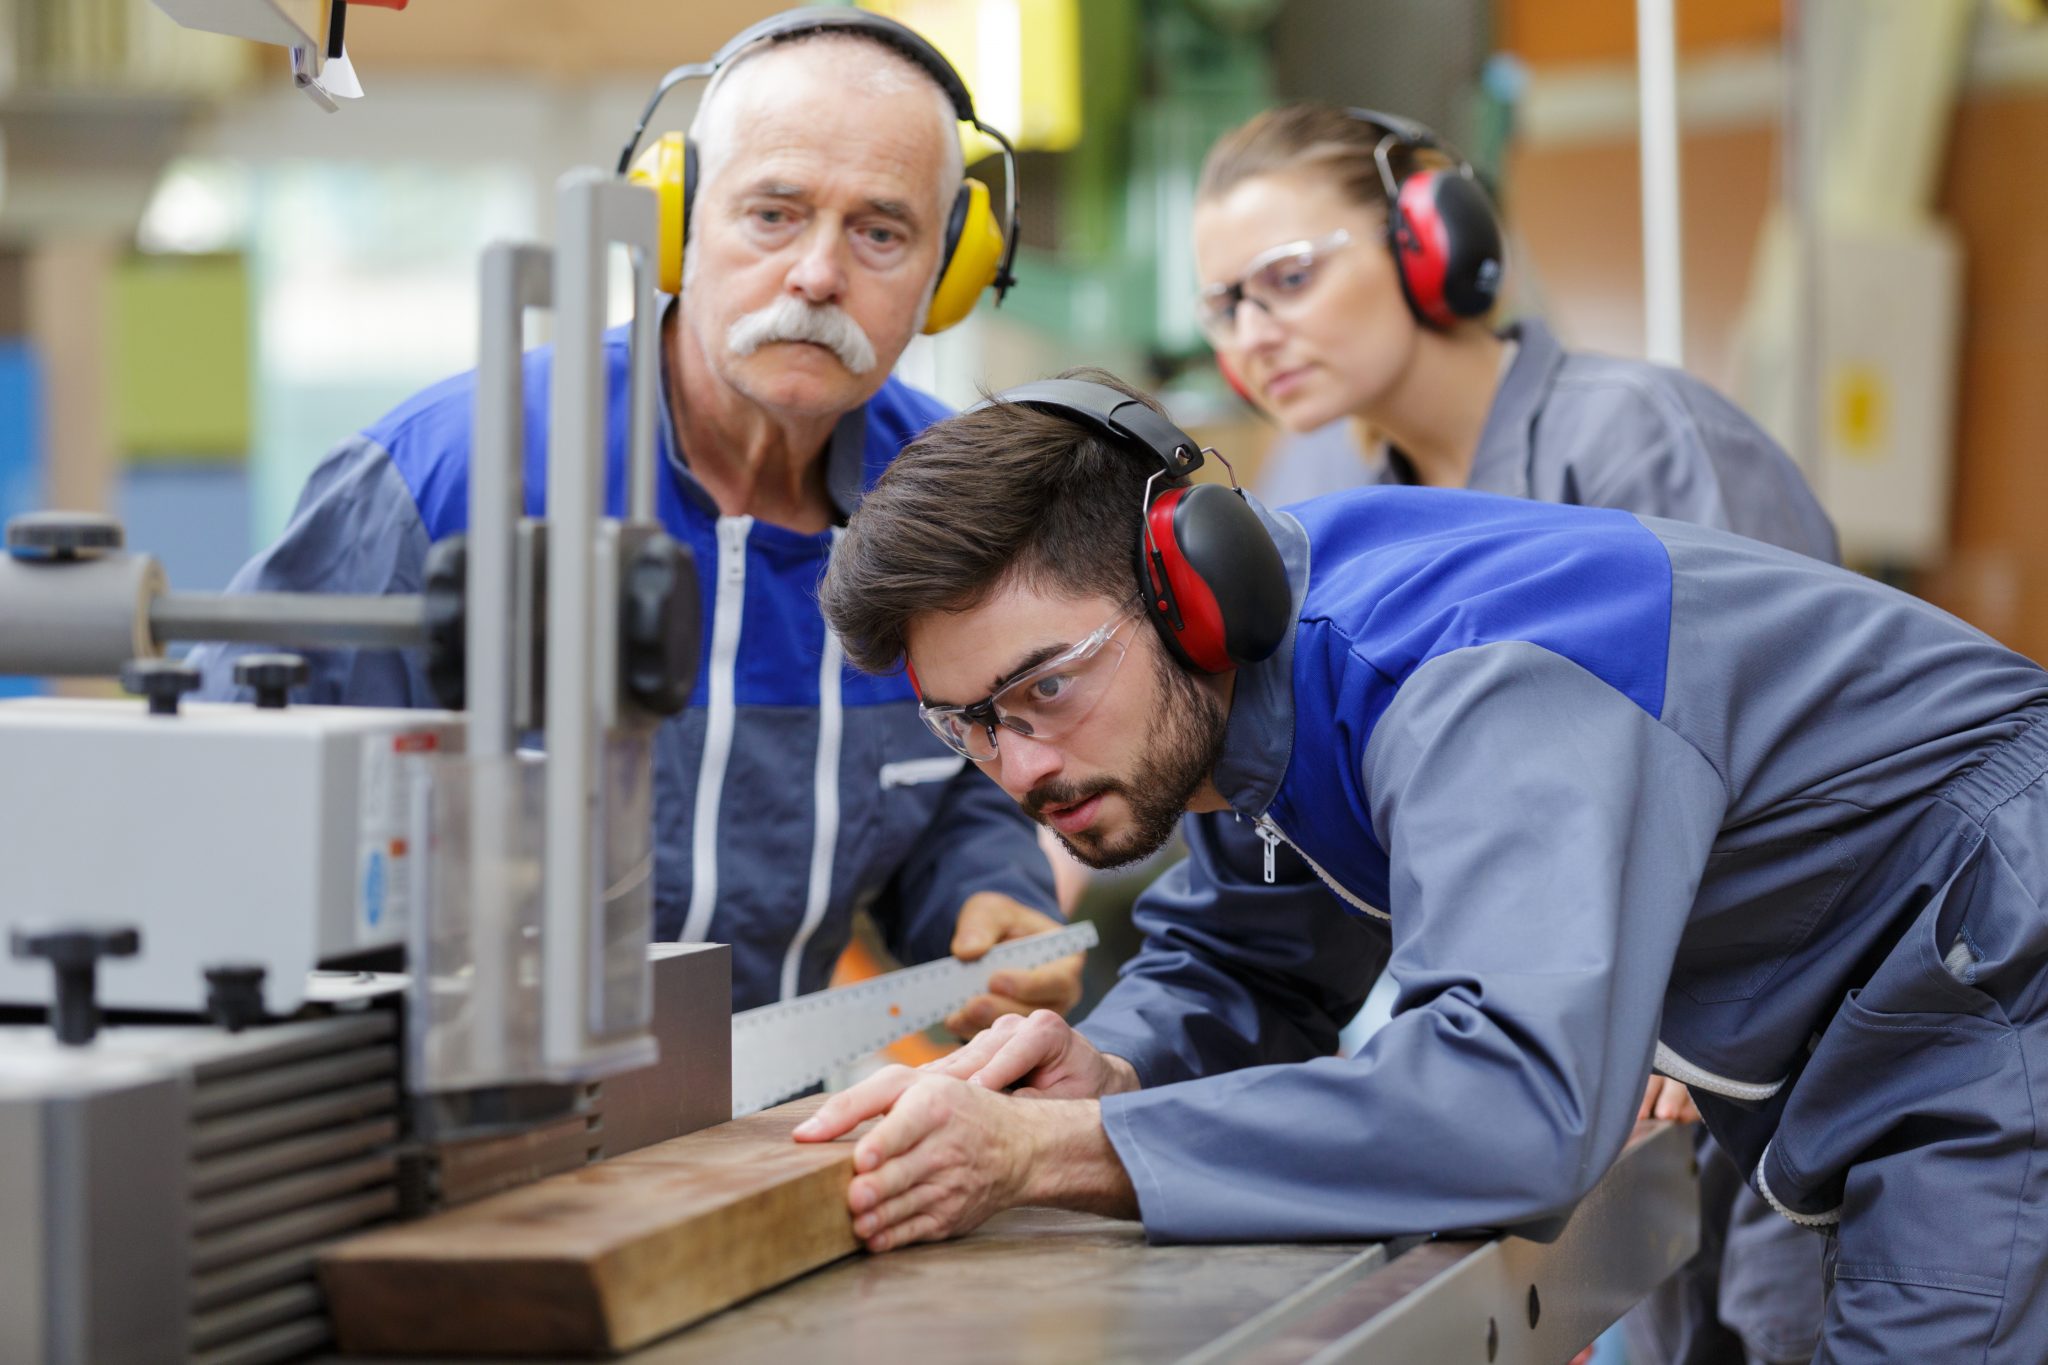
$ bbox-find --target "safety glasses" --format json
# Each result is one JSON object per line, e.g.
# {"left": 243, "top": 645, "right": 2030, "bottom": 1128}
{"left": 1196, "top": 228, "right": 1356, "bottom": 344}
{"left": 918, "top": 597, "right": 1145, "bottom": 762}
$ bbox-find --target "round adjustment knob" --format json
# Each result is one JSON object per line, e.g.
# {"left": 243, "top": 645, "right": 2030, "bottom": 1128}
{"left": 5, "top": 511, "right": 125, "bottom": 562}
{"left": 120, "top": 657, "right": 202, "bottom": 717}
{"left": 233, "top": 652, "right": 310, "bottom": 709}
{"left": 204, "top": 963, "right": 268, "bottom": 1033}
{"left": 9, "top": 924, "right": 141, "bottom": 1046}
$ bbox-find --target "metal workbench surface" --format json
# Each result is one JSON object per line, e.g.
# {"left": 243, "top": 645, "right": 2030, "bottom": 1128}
{"left": 349, "top": 1120, "right": 1696, "bottom": 1365}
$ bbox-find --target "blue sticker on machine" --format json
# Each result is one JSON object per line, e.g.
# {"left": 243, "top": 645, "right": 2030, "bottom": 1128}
{"left": 363, "top": 850, "right": 386, "bottom": 929}
{"left": 0, "top": 342, "right": 45, "bottom": 699}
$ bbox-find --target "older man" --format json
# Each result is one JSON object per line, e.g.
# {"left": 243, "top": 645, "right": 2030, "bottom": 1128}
{"left": 190, "top": 12, "right": 1068, "bottom": 1019}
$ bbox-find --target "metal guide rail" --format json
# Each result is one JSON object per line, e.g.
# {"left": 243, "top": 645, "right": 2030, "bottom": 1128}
{"left": 730, "top": 922, "right": 1101, "bottom": 1116}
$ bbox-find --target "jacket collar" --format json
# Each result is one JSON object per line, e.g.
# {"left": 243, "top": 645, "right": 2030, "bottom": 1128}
{"left": 1208, "top": 495, "right": 1309, "bottom": 817}
{"left": 822, "top": 406, "right": 869, "bottom": 521}
{"left": 1465, "top": 316, "right": 1567, "bottom": 497}
{"left": 655, "top": 295, "right": 869, "bottom": 525}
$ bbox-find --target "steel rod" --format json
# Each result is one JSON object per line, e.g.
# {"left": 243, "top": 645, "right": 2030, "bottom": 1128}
{"left": 151, "top": 592, "right": 428, "bottom": 650}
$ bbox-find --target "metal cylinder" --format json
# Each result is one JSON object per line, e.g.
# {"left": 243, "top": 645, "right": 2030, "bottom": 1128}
{"left": 0, "top": 552, "right": 164, "bottom": 676}
{"left": 151, "top": 592, "right": 430, "bottom": 650}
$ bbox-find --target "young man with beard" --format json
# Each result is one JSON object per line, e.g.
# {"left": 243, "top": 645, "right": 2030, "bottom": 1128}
{"left": 798, "top": 373, "right": 2048, "bottom": 1365}
{"left": 188, "top": 13, "right": 1073, "bottom": 1023}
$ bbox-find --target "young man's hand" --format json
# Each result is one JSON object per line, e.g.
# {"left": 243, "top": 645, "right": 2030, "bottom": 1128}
{"left": 792, "top": 1064, "right": 1134, "bottom": 1252}
{"left": 944, "top": 893, "right": 1084, "bottom": 1037}
{"left": 925, "top": 1008, "right": 1140, "bottom": 1099}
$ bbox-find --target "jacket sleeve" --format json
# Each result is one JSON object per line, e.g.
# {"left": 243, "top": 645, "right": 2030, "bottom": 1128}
{"left": 187, "top": 436, "right": 435, "bottom": 707}
{"left": 868, "top": 764, "right": 1061, "bottom": 966}
{"left": 1096, "top": 642, "right": 1727, "bottom": 1244}
{"left": 1076, "top": 812, "right": 1389, "bottom": 1088}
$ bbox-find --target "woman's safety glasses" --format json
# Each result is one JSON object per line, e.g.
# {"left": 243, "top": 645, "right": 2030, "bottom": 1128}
{"left": 1196, "top": 228, "right": 1355, "bottom": 345}
{"left": 918, "top": 598, "right": 1145, "bottom": 762}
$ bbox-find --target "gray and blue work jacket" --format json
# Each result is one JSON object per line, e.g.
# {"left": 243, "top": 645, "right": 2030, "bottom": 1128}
{"left": 1258, "top": 316, "right": 1841, "bottom": 564}
{"left": 1078, "top": 488, "right": 2048, "bottom": 1243}
{"left": 1222, "top": 318, "right": 1842, "bottom": 991}
{"left": 190, "top": 319, "right": 1056, "bottom": 1009}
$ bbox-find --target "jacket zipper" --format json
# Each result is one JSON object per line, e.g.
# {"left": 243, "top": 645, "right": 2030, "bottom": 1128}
{"left": 1251, "top": 814, "right": 1389, "bottom": 921}
{"left": 679, "top": 515, "right": 751, "bottom": 944}
{"left": 779, "top": 529, "right": 846, "bottom": 1001}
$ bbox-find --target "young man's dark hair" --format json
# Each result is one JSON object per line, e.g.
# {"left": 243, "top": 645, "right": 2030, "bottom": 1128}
{"left": 823, "top": 369, "right": 1183, "bottom": 675}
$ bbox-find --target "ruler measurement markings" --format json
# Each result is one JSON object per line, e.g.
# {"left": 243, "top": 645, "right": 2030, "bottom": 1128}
{"left": 730, "top": 923, "right": 1099, "bottom": 1115}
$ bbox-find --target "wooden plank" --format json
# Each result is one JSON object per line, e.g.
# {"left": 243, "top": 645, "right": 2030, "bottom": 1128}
{"left": 319, "top": 1097, "right": 857, "bottom": 1357}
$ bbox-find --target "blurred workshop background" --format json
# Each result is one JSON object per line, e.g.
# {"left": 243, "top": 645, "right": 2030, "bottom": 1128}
{"left": 4, "top": 0, "right": 2044, "bottom": 626}
{"left": 8, "top": 11, "right": 2048, "bottom": 1364}
{"left": 3, "top": 1, "right": 2045, "bottom": 983}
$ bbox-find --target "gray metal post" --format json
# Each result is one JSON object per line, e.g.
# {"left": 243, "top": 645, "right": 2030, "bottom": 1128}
{"left": 540, "top": 169, "right": 658, "bottom": 1079}
{"left": 469, "top": 243, "right": 552, "bottom": 761}
{"left": 1636, "top": 0, "right": 1685, "bottom": 367}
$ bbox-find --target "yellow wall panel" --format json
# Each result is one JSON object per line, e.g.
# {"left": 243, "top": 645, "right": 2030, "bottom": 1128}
{"left": 111, "top": 253, "right": 250, "bottom": 461}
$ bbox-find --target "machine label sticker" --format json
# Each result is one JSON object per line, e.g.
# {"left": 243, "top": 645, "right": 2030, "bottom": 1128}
{"left": 363, "top": 851, "right": 386, "bottom": 928}
{"left": 357, "top": 730, "right": 432, "bottom": 945}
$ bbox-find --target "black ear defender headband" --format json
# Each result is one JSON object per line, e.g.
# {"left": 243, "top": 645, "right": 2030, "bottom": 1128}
{"left": 614, "top": 7, "right": 1021, "bottom": 335}
{"left": 1345, "top": 107, "right": 1504, "bottom": 329}
{"left": 973, "top": 379, "right": 1292, "bottom": 675}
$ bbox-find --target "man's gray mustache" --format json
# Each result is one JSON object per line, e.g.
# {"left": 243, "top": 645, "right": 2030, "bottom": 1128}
{"left": 726, "top": 296, "right": 878, "bottom": 375}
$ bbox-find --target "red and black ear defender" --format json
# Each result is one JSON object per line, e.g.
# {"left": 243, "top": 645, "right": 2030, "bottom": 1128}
{"left": 977, "top": 380, "right": 1293, "bottom": 675}
{"left": 1345, "top": 108, "right": 1504, "bottom": 330}
{"left": 1214, "top": 350, "right": 1259, "bottom": 409}
{"left": 614, "top": 7, "right": 1020, "bottom": 334}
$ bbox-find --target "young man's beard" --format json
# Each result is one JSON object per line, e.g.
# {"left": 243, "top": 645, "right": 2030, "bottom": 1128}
{"left": 1031, "top": 649, "right": 1229, "bottom": 871}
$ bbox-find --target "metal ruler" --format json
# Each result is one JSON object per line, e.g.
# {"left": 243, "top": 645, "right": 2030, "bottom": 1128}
{"left": 730, "top": 922, "right": 1099, "bottom": 1116}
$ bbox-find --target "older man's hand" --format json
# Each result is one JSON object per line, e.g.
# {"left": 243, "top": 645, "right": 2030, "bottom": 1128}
{"left": 925, "top": 1007, "right": 1139, "bottom": 1100}
{"left": 943, "top": 893, "right": 1084, "bottom": 1037}
{"left": 1638, "top": 1075, "right": 1701, "bottom": 1124}
{"left": 792, "top": 1064, "right": 1134, "bottom": 1252}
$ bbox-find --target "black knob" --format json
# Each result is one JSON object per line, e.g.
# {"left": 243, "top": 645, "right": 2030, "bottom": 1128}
{"left": 620, "top": 533, "right": 699, "bottom": 717}
{"left": 121, "top": 657, "right": 202, "bottom": 716}
{"left": 6, "top": 511, "right": 124, "bottom": 562}
{"left": 234, "top": 653, "right": 310, "bottom": 709}
{"left": 422, "top": 534, "right": 468, "bottom": 711}
{"left": 204, "top": 963, "right": 268, "bottom": 1033}
{"left": 10, "top": 924, "right": 141, "bottom": 1045}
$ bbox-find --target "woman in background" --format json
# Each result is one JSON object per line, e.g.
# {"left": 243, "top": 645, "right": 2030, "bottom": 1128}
{"left": 1191, "top": 102, "right": 1835, "bottom": 1365}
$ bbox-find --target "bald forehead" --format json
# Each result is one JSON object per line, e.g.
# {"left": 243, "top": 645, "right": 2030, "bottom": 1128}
{"left": 727, "top": 34, "right": 955, "bottom": 110}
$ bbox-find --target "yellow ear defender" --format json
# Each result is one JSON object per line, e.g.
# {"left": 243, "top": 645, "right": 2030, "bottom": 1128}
{"left": 618, "top": 8, "right": 1020, "bottom": 336}
{"left": 924, "top": 177, "right": 1006, "bottom": 335}
{"left": 626, "top": 133, "right": 694, "bottom": 296}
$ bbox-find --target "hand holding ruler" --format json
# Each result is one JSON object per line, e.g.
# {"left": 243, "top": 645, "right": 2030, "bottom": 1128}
{"left": 730, "top": 922, "right": 1099, "bottom": 1116}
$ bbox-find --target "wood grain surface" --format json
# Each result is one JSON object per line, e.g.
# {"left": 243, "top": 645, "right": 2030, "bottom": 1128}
{"left": 319, "top": 1096, "right": 857, "bottom": 1356}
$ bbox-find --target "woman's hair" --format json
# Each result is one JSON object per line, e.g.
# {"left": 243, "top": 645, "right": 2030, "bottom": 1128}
{"left": 1197, "top": 102, "right": 1448, "bottom": 213}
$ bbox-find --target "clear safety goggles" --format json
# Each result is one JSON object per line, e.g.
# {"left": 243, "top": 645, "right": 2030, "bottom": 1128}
{"left": 918, "top": 597, "right": 1145, "bottom": 763}
{"left": 1196, "top": 228, "right": 1356, "bottom": 344}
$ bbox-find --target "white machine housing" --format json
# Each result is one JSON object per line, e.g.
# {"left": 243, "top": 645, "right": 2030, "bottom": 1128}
{"left": 0, "top": 697, "right": 462, "bottom": 1015}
